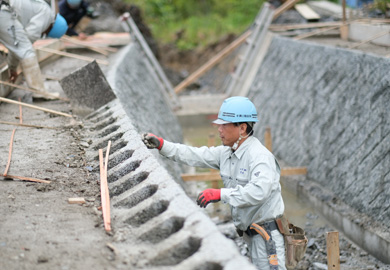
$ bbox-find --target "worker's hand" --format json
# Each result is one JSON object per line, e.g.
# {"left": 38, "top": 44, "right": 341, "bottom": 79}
{"left": 142, "top": 133, "right": 164, "bottom": 150}
{"left": 9, "top": 69, "right": 18, "bottom": 83}
{"left": 197, "top": 189, "right": 221, "bottom": 208}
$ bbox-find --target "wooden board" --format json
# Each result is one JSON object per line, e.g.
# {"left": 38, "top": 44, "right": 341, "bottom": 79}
{"left": 295, "top": 4, "right": 321, "bottom": 21}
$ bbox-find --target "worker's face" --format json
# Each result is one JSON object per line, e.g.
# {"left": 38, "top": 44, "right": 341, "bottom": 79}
{"left": 217, "top": 123, "right": 244, "bottom": 147}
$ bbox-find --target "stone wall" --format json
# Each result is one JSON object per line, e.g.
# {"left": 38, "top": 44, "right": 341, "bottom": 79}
{"left": 249, "top": 36, "right": 390, "bottom": 226}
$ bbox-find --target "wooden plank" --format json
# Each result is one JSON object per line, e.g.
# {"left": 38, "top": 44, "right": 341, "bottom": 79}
{"left": 174, "top": 30, "right": 252, "bottom": 94}
{"left": 280, "top": 167, "right": 307, "bottom": 176}
{"left": 0, "top": 97, "right": 73, "bottom": 118}
{"left": 269, "top": 22, "right": 342, "bottom": 32}
{"left": 294, "top": 26, "right": 340, "bottom": 40}
{"left": 182, "top": 166, "right": 307, "bottom": 181}
{"left": 36, "top": 47, "right": 109, "bottom": 65}
{"left": 61, "top": 36, "right": 110, "bottom": 56}
{"left": 295, "top": 4, "right": 321, "bottom": 21}
{"left": 273, "top": 0, "right": 301, "bottom": 20}
{"left": 326, "top": 231, "right": 340, "bottom": 270}
{"left": 181, "top": 172, "right": 222, "bottom": 182}
{"left": 0, "top": 80, "right": 69, "bottom": 101}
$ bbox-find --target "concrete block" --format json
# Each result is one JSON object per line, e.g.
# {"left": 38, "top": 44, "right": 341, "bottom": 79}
{"left": 60, "top": 60, "right": 116, "bottom": 110}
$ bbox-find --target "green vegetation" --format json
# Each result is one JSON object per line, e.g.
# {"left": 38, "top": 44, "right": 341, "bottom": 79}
{"left": 372, "top": 0, "right": 390, "bottom": 15}
{"left": 125, "top": 0, "right": 265, "bottom": 50}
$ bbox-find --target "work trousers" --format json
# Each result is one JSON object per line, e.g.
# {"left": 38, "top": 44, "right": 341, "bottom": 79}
{"left": 243, "top": 229, "right": 287, "bottom": 270}
{"left": 0, "top": 8, "right": 36, "bottom": 70}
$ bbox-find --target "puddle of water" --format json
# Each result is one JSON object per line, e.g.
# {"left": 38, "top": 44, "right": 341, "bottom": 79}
{"left": 178, "top": 114, "right": 328, "bottom": 228}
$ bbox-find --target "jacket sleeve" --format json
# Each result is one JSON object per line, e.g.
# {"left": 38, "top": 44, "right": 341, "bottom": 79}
{"left": 25, "top": 5, "right": 54, "bottom": 43}
{"left": 160, "top": 140, "right": 222, "bottom": 170}
{"left": 220, "top": 154, "right": 279, "bottom": 208}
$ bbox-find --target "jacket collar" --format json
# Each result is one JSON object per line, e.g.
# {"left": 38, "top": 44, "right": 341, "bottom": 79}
{"left": 231, "top": 136, "right": 254, "bottom": 159}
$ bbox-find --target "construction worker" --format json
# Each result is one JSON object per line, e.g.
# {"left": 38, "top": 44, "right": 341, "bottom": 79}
{"left": 142, "top": 96, "right": 286, "bottom": 270}
{"left": 58, "top": 0, "right": 98, "bottom": 40}
{"left": 0, "top": 0, "right": 68, "bottom": 95}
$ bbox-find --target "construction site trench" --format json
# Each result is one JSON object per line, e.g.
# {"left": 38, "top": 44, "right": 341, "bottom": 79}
{"left": 1, "top": 3, "right": 390, "bottom": 270}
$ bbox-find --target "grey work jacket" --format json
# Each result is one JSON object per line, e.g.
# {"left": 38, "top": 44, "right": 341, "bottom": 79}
{"left": 160, "top": 136, "right": 285, "bottom": 231}
{"left": 3, "top": 0, "right": 54, "bottom": 69}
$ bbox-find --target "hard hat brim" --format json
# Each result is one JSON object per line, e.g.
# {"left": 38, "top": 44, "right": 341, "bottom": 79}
{"left": 213, "top": 119, "right": 231, "bottom": 125}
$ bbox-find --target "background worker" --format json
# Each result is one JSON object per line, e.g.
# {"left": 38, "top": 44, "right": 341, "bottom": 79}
{"left": 142, "top": 96, "right": 286, "bottom": 270}
{"left": 58, "top": 0, "right": 98, "bottom": 40}
{"left": 0, "top": 0, "right": 67, "bottom": 95}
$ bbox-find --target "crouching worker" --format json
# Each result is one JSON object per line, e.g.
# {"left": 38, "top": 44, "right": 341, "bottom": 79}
{"left": 0, "top": 0, "right": 67, "bottom": 97}
{"left": 142, "top": 96, "right": 286, "bottom": 269}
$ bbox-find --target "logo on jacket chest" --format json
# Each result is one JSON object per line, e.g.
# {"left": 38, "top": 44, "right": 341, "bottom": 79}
{"left": 239, "top": 168, "right": 247, "bottom": 175}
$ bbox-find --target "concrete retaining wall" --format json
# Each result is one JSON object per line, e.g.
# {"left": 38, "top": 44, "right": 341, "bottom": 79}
{"left": 249, "top": 35, "right": 389, "bottom": 241}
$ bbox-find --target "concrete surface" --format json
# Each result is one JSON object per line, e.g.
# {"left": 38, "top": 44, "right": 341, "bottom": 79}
{"left": 60, "top": 60, "right": 116, "bottom": 110}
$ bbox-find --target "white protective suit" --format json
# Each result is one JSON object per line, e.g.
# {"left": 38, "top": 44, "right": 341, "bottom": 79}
{"left": 0, "top": 0, "right": 54, "bottom": 91}
{"left": 160, "top": 136, "right": 287, "bottom": 270}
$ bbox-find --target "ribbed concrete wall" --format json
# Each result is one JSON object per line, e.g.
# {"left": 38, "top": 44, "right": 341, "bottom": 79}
{"left": 80, "top": 42, "right": 256, "bottom": 269}
{"left": 83, "top": 100, "right": 256, "bottom": 270}
{"left": 249, "top": 36, "right": 390, "bottom": 226}
{"left": 106, "top": 43, "right": 184, "bottom": 184}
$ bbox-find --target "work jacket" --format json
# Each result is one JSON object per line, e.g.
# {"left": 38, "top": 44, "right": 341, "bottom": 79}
{"left": 160, "top": 136, "right": 285, "bottom": 231}
{"left": 4, "top": 0, "right": 54, "bottom": 69}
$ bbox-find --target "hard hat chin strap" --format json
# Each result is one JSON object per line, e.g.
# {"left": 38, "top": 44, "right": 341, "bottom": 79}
{"left": 232, "top": 129, "right": 253, "bottom": 151}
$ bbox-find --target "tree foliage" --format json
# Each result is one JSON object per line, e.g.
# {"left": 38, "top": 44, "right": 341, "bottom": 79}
{"left": 125, "top": 0, "right": 265, "bottom": 49}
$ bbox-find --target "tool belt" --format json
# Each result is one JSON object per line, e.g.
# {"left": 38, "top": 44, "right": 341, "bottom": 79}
{"left": 276, "top": 216, "right": 308, "bottom": 270}
{"left": 236, "top": 219, "right": 278, "bottom": 237}
{"left": 237, "top": 220, "right": 280, "bottom": 270}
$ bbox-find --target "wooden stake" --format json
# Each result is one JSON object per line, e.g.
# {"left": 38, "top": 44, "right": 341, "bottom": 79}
{"left": 104, "top": 141, "right": 111, "bottom": 231}
{"left": 36, "top": 47, "right": 109, "bottom": 66}
{"left": 0, "top": 80, "right": 69, "bottom": 101}
{"left": 99, "top": 141, "right": 112, "bottom": 232}
{"left": 0, "top": 97, "right": 73, "bottom": 118}
{"left": 3, "top": 98, "right": 22, "bottom": 176}
{"left": 1, "top": 174, "right": 51, "bottom": 184}
{"left": 326, "top": 231, "right": 340, "bottom": 270}
{"left": 174, "top": 30, "right": 252, "bottom": 94}
{"left": 3, "top": 129, "right": 16, "bottom": 176}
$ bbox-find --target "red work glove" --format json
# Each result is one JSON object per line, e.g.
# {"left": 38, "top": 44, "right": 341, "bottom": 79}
{"left": 142, "top": 133, "right": 164, "bottom": 150}
{"left": 197, "top": 189, "right": 221, "bottom": 208}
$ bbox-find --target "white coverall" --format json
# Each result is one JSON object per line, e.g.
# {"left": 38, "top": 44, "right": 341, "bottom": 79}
{"left": 160, "top": 136, "right": 287, "bottom": 269}
{"left": 0, "top": 0, "right": 54, "bottom": 90}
